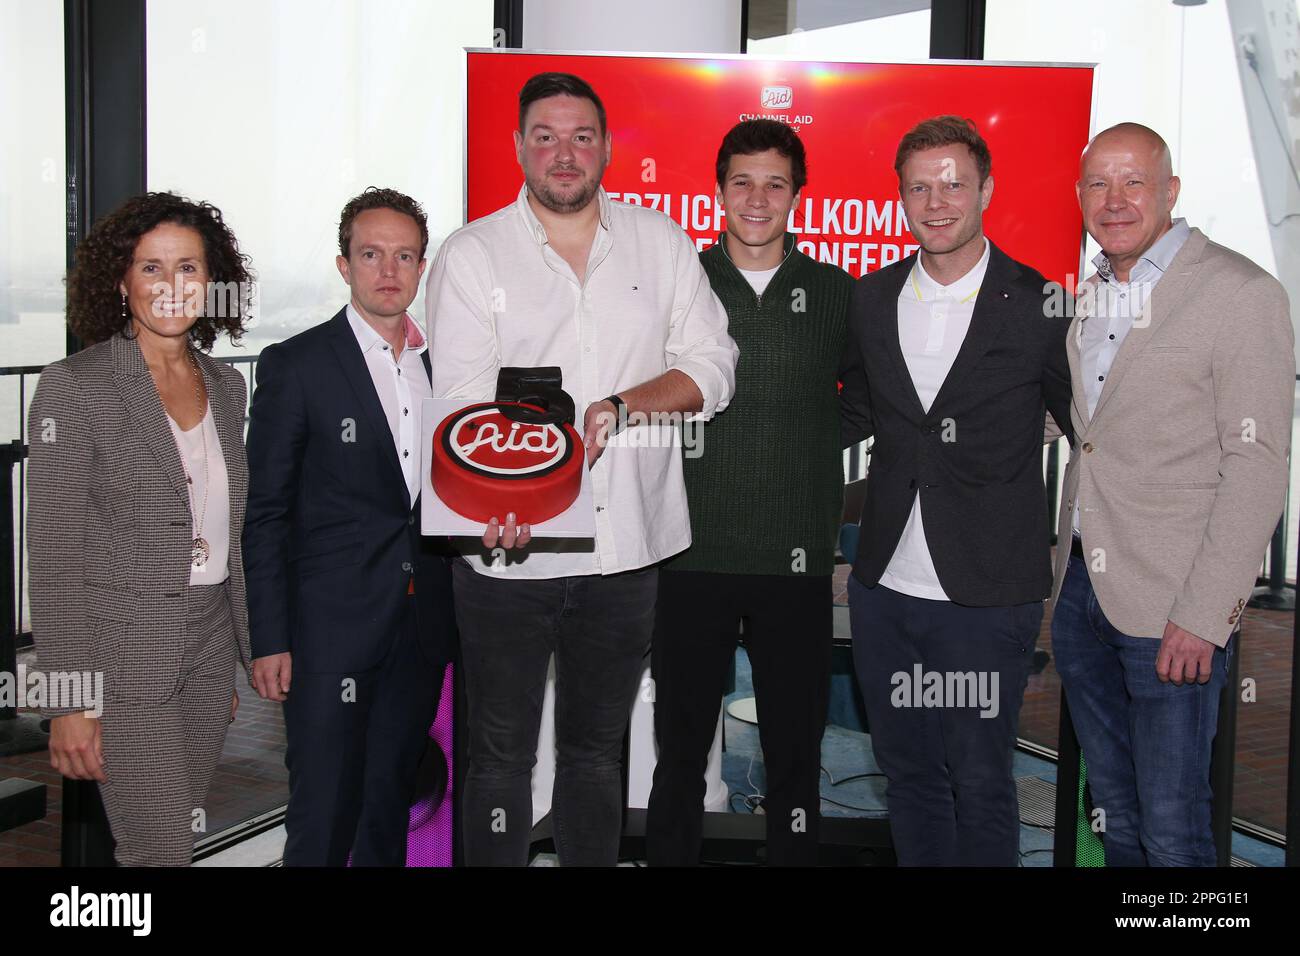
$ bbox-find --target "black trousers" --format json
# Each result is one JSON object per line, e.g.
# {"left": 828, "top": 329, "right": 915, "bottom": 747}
{"left": 848, "top": 576, "right": 1040, "bottom": 866}
{"left": 282, "top": 594, "right": 443, "bottom": 867}
{"left": 646, "top": 570, "right": 832, "bottom": 866}
{"left": 452, "top": 561, "right": 658, "bottom": 867}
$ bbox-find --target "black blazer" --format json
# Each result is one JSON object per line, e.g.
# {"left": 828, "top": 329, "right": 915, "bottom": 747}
{"left": 839, "top": 241, "right": 1073, "bottom": 607}
{"left": 243, "top": 308, "right": 457, "bottom": 672}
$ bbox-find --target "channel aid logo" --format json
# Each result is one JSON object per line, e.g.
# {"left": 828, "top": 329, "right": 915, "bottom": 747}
{"left": 744, "top": 84, "right": 811, "bottom": 130}
{"left": 760, "top": 85, "right": 793, "bottom": 110}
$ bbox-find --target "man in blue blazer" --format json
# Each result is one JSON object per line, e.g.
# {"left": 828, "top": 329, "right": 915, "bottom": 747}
{"left": 839, "top": 118, "right": 1073, "bottom": 865}
{"left": 244, "top": 188, "right": 457, "bottom": 866}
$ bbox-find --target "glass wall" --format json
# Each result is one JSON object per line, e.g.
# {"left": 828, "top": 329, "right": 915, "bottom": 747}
{"left": 147, "top": 0, "right": 496, "bottom": 361}
{"left": 0, "top": 0, "right": 67, "bottom": 378}
{"left": 0, "top": 0, "right": 65, "bottom": 868}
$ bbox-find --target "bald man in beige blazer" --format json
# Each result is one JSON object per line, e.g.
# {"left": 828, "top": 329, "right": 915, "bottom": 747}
{"left": 1050, "top": 123, "right": 1294, "bottom": 866}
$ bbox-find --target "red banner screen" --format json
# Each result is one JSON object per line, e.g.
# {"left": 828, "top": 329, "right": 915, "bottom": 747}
{"left": 466, "top": 51, "right": 1093, "bottom": 283}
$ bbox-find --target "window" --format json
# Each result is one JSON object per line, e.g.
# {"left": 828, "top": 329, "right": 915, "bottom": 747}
{"left": 0, "top": 0, "right": 65, "bottom": 869}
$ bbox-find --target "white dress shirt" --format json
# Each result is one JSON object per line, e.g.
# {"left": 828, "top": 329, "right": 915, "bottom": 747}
{"left": 167, "top": 405, "right": 230, "bottom": 585}
{"left": 1072, "top": 218, "right": 1191, "bottom": 533}
{"left": 879, "top": 238, "right": 990, "bottom": 601}
{"left": 425, "top": 184, "right": 738, "bottom": 580}
{"left": 346, "top": 305, "right": 432, "bottom": 506}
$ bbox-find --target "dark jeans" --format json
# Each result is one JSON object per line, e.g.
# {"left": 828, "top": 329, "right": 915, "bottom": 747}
{"left": 282, "top": 593, "right": 442, "bottom": 866}
{"left": 848, "top": 575, "right": 1041, "bottom": 866}
{"left": 452, "top": 559, "right": 657, "bottom": 866}
{"left": 646, "top": 571, "right": 832, "bottom": 866}
{"left": 1052, "top": 556, "right": 1231, "bottom": 866}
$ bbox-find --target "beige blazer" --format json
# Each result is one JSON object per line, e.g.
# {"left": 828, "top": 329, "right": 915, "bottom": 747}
{"left": 27, "top": 332, "right": 252, "bottom": 713}
{"left": 1051, "top": 228, "right": 1294, "bottom": 647}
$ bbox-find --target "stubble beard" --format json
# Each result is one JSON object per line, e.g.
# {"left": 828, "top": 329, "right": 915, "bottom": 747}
{"left": 527, "top": 167, "right": 601, "bottom": 215}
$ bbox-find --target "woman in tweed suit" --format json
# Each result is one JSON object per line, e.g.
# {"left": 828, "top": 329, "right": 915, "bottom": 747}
{"left": 27, "top": 193, "right": 254, "bottom": 866}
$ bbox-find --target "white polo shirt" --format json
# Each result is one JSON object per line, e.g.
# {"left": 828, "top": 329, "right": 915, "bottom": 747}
{"left": 879, "top": 239, "right": 990, "bottom": 601}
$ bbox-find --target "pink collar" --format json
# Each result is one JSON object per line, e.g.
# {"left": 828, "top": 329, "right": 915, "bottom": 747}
{"left": 401, "top": 313, "right": 426, "bottom": 350}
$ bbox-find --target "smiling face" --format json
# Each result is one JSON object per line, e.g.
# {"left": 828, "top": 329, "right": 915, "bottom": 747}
{"left": 335, "top": 207, "right": 426, "bottom": 320}
{"left": 899, "top": 144, "right": 992, "bottom": 260}
{"left": 514, "top": 93, "right": 611, "bottom": 215}
{"left": 120, "top": 222, "right": 210, "bottom": 342}
{"left": 1077, "top": 127, "right": 1179, "bottom": 278}
{"left": 717, "top": 148, "right": 799, "bottom": 256}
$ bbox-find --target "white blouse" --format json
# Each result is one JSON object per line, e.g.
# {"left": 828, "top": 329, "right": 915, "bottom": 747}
{"left": 167, "top": 405, "right": 230, "bottom": 585}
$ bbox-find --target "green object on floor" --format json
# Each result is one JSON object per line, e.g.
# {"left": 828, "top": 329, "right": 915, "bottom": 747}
{"left": 1076, "top": 755, "right": 1106, "bottom": 867}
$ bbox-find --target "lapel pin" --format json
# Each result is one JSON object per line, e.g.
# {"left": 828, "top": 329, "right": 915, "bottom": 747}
{"left": 1000, "top": 291, "right": 1009, "bottom": 299}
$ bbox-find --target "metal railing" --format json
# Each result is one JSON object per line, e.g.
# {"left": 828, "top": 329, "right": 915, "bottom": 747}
{"left": 1, "top": 365, "right": 48, "bottom": 649}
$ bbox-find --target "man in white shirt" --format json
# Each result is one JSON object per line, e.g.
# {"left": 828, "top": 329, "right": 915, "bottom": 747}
{"left": 245, "top": 188, "right": 458, "bottom": 866}
{"left": 839, "top": 117, "right": 1073, "bottom": 865}
{"left": 425, "top": 72, "right": 737, "bottom": 866}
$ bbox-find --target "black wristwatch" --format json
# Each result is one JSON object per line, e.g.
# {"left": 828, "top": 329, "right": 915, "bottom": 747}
{"left": 603, "top": 394, "right": 627, "bottom": 434}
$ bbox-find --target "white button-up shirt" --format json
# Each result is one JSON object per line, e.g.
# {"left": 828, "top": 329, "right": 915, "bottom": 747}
{"left": 346, "top": 305, "right": 432, "bottom": 506}
{"left": 424, "top": 184, "right": 738, "bottom": 579}
{"left": 879, "top": 239, "right": 990, "bottom": 601}
{"left": 1072, "top": 218, "right": 1191, "bottom": 533}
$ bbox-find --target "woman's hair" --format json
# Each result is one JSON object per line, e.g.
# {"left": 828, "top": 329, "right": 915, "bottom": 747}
{"left": 66, "top": 191, "right": 253, "bottom": 350}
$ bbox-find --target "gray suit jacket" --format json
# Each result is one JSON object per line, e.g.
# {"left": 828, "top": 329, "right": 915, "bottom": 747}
{"left": 1050, "top": 228, "right": 1294, "bottom": 646}
{"left": 27, "top": 332, "right": 252, "bottom": 714}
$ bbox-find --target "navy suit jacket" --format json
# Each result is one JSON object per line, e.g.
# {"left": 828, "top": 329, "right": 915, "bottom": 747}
{"left": 839, "top": 242, "right": 1074, "bottom": 607}
{"left": 243, "top": 308, "right": 457, "bottom": 672}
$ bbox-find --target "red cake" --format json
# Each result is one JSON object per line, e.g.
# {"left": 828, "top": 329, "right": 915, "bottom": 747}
{"left": 431, "top": 401, "right": 583, "bottom": 525}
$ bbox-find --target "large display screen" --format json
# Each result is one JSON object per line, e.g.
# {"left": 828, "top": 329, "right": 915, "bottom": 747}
{"left": 465, "top": 51, "right": 1094, "bottom": 282}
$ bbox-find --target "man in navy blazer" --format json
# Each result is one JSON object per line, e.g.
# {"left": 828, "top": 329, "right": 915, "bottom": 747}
{"left": 839, "top": 118, "right": 1073, "bottom": 866}
{"left": 244, "top": 188, "right": 457, "bottom": 866}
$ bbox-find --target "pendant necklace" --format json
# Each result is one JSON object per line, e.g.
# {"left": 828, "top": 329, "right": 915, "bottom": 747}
{"left": 181, "top": 351, "right": 211, "bottom": 568}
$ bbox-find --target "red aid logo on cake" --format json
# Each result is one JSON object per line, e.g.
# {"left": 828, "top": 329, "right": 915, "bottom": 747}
{"left": 450, "top": 407, "right": 567, "bottom": 474}
{"left": 431, "top": 402, "right": 583, "bottom": 525}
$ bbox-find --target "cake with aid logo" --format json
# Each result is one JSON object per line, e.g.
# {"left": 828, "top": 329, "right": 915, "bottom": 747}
{"left": 431, "top": 401, "right": 583, "bottom": 524}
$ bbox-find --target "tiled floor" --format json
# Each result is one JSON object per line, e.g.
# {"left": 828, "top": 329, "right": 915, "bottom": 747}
{"left": 3, "top": 556, "right": 1293, "bottom": 865}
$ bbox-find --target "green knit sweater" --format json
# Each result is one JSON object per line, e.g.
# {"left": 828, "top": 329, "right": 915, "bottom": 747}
{"left": 668, "top": 233, "right": 853, "bottom": 577}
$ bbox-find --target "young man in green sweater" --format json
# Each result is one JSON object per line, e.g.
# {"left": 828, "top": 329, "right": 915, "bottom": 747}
{"left": 645, "top": 119, "right": 854, "bottom": 866}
